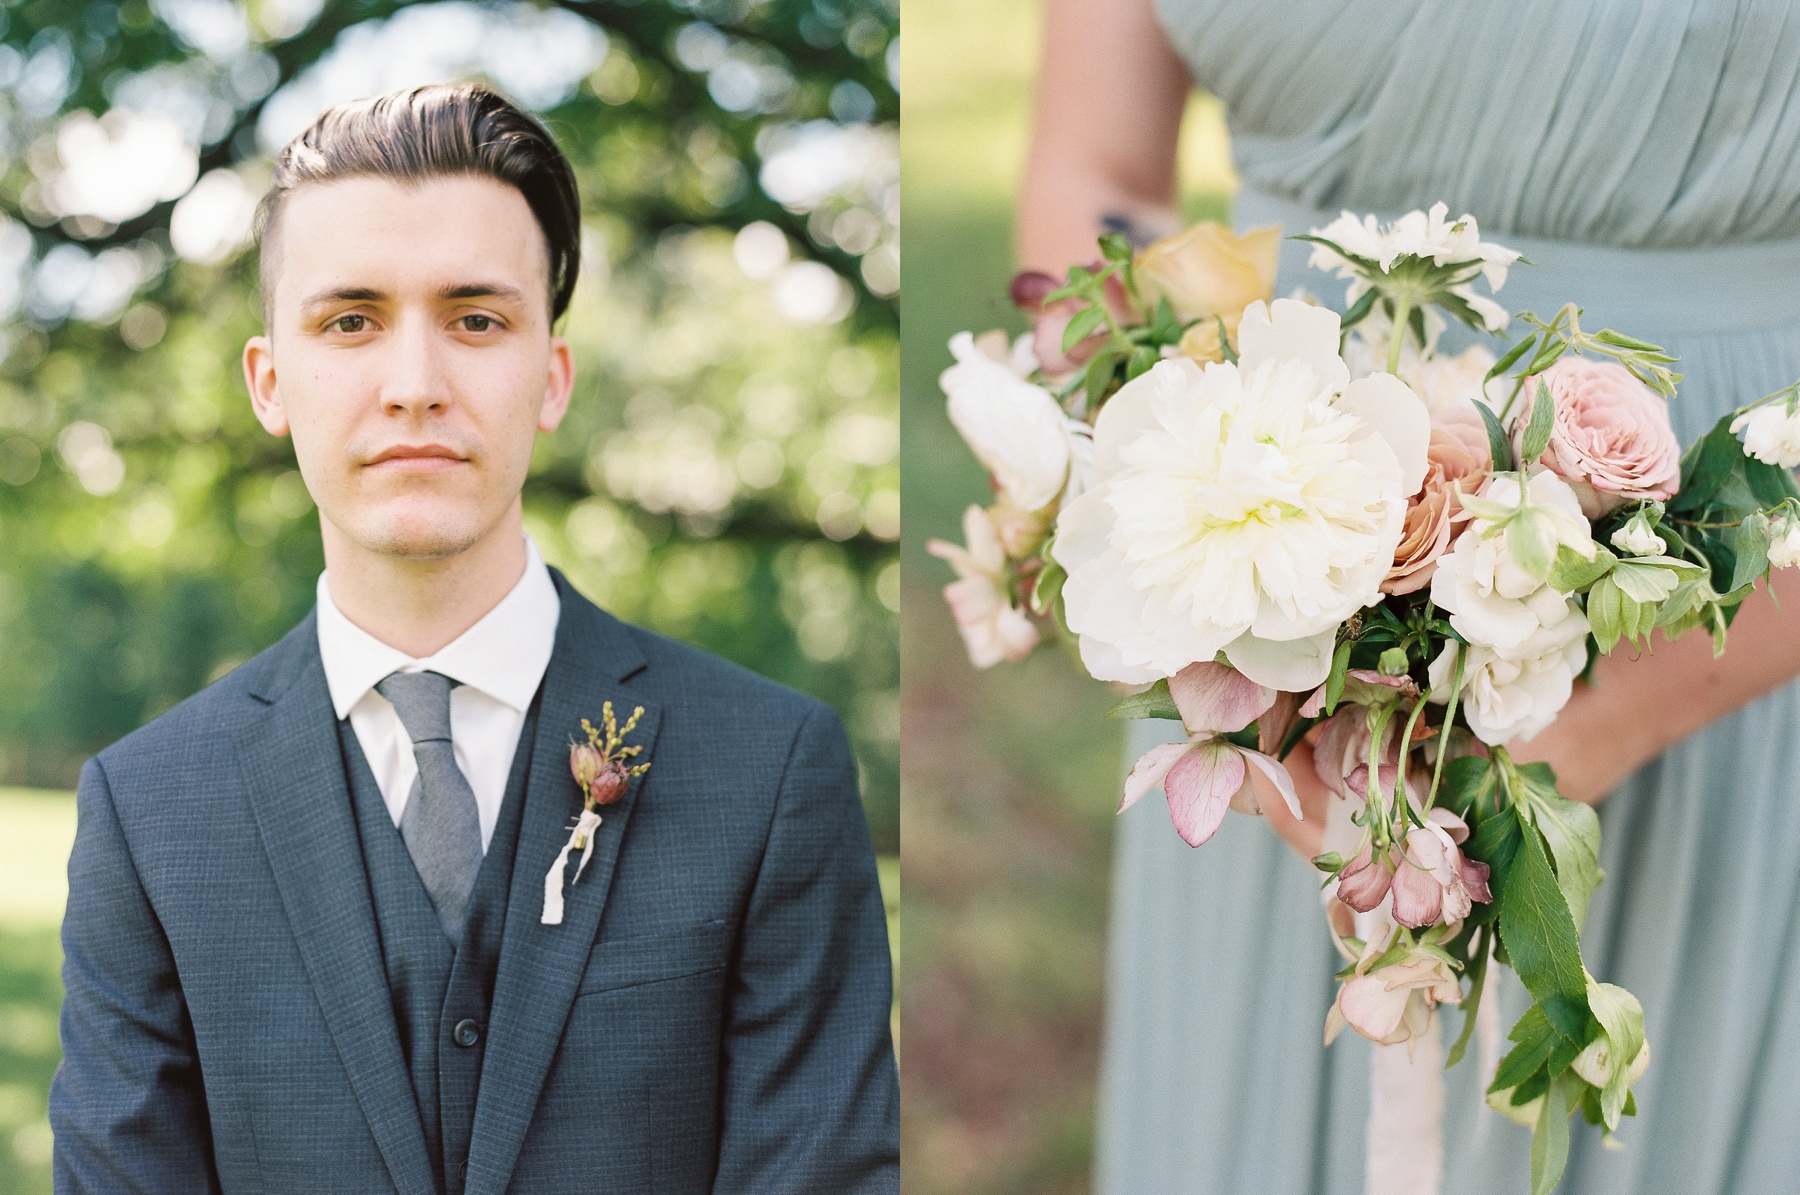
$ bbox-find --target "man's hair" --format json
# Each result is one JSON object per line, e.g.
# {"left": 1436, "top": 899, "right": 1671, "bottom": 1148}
{"left": 254, "top": 82, "right": 582, "bottom": 325}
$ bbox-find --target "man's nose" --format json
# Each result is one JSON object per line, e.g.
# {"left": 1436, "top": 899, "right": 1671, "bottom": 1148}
{"left": 381, "top": 315, "right": 453, "bottom": 416}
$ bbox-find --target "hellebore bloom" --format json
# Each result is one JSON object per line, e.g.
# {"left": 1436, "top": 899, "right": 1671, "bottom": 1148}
{"left": 1388, "top": 808, "right": 1492, "bottom": 928}
{"left": 1118, "top": 661, "right": 1300, "bottom": 847}
{"left": 1325, "top": 940, "right": 1464, "bottom": 1047}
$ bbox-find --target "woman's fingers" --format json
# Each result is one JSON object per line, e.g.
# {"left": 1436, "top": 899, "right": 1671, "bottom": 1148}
{"left": 1248, "top": 736, "right": 1330, "bottom": 860}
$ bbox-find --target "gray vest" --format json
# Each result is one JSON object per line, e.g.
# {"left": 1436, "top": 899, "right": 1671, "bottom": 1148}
{"left": 338, "top": 693, "right": 539, "bottom": 1194}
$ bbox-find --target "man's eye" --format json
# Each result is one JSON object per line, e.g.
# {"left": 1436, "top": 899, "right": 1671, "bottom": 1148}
{"left": 332, "top": 314, "right": 367, "bottom": 334}
{"left": 461, "top": 314, "right": 495, "bottom": 332}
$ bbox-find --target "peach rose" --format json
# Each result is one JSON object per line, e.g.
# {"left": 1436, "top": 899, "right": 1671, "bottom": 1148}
{"left": 1523, "top": 356, "right": 1681, "bottom": 518}
{"left": 1134, "top": 221, "right": 1280, "bottom": 324}
{"left": 1381, "top": 405, "right": 1491, "bottom": 594}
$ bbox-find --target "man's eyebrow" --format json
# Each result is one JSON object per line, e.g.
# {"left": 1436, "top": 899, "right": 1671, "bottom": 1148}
{"left": 436, "top": 281, "right": 529, "bottom": 304}
{"left": 299, "top": 285, "right": 385, "bottom": 314}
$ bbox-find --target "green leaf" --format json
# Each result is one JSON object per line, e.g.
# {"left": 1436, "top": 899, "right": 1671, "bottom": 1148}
{"left": 1548, "top": 542, "right": 1616, "bottom": 593}
{"left": 1525, "top": 340, "right": 1569, "bottom": 375}
{"left": 1323, "top": 638, "right": 1354, "bottom": 713}
{"left": 1083, "top": 349, "right": 1121, "bottom": 408}
{"left": 1744, "top": 456, "right": 1800, "bottom": 506}
{"left": 1061, "top": 304, "right": 1106, "bottom": 353}
{"left": 1029, "top": 556, "right": 1066, "bottom": 618}
{"left": 1672, "top": 415, "right": 1741, "bottom": 514}
{"left": 1490, "top": 1004, "right": 1558, "bottom": 1092}
{"left": 1732, "top": 512, "right": 1772, "bottom": 592}
{"left": 1474, "top": 400, "right": 1516, "bottom": 473}
{"left": 1527, "top": 783, "right": 1603, "bottom": 931}
{"left": 1446, "top": 930, "right": 1491, "bottom": 1069}
{"left": 1097, "top": 232, "right": 1133, "bottom": 263}
{"left": 1215, "top": 315, "right": 1239, "bottom": 365}
{"left": 1124, "top": 345, "right": 1158, "bottom": 381}
{"left": 1338, "top": 285, "right": 1378, "bottom": 332}
{"left": 1586, "top": 575, "right": 1625, "bottom": 653}
{"left": 1610, "top": 559, "right": 1684, "bottom": 604}
{"left": 1520, "top": 379, "right": 1556, "bottom": 463}
{"left": 1497, "top": 807, "right": 1591, "bottom": 1041}
{"left": 1530, "top": 1074, "right": 1572, "bottom": 1195}
{"left": 1104, "top": 679, "right": 1181, "bottom": 721}
{"left": 1487, "top": 332, "right": 1536, "bottom": 382}
{"left": 1593, "top": 328, "right": 1667, "bottom": 353}
{"left": 1438, "top": 755, "right": 1497, "bottom": 820}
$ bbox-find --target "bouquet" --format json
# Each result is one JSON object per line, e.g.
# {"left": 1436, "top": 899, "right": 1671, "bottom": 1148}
{"left": 929, "top": 205, "right": 1800, "bottom": 1193}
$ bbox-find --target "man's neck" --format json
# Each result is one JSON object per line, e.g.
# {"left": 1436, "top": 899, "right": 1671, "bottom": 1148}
{"left": 320, "top": 509, "right": 530, "bottom": 659}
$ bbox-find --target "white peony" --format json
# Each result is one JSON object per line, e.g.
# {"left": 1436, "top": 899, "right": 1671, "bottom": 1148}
{"left": 1052, "top": 298, "right": 1431, "bottom": 690}
{"left": 1731, "top": 402, "right": 1800, "bottom": 469}
{"left": 1429, "top": 469, "right": 1594, "bottom": 653}
{"left": 1429, "top": 601, "right": 1589, "bottom": 744}
{"left": 941, "top": 331, "right": 1086, "bottom": 512}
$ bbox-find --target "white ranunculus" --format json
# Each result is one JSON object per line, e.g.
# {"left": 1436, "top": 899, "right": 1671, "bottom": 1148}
{"left": 1052, "top": 298, "right": 1431, "bottom": 690}
{"left": 1429, "top": 469, "right": 1594, "bottom": 652}
{"left": 1731, "top": 402, "right": 1800, "bottom": 469}
{"left": 941, "top": 331, "right": 1076, "bottom": 512}
{"left": 1428, "top": 599, "right": 1589, "bottom": 744}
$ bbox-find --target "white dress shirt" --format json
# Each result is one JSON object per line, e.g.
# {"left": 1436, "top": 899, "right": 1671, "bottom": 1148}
{"left": 315, "top": 534, "right": 561, "bottom": 853}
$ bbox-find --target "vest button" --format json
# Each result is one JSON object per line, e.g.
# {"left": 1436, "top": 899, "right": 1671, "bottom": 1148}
{"left": 453, "top": 1018, "right": 482, "bottom": 1048}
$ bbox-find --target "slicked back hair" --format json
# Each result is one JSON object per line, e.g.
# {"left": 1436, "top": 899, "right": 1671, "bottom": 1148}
{"left": 254, "top": 82, "right": 581, "bottom": 327}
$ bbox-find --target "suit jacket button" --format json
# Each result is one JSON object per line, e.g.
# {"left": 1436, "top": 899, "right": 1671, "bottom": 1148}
{"left": 453, "top": 1019, "right": 482, "bottom": 1048}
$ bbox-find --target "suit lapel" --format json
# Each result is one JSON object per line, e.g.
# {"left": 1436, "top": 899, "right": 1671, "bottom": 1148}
{"left": 465, "top": 573, "right": 657, "bottom": 1194}
{"left": 237, "top": 617, "right": 437, "bottom": 1195}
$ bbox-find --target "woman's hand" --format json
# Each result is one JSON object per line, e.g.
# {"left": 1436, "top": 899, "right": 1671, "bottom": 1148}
{"left": 1246, "top": 732, "right": 1335, "bottom": 861}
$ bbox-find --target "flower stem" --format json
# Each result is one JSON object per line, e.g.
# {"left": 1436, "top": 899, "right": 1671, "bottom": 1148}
{"left": 1424, "top": 645, "right": 1466, "bottom": 812}
{"left": 1386, "top": 296, "right": 1413, "bottom": 375}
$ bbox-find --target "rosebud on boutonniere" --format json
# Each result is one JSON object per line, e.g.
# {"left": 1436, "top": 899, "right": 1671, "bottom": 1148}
{"left": 542, "top": 702, "right": 652, "bottom": 925}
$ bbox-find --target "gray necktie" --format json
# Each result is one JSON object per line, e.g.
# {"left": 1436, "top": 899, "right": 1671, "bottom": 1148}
{"left": 375, "top": 670, "right": 483, "bottom": 949}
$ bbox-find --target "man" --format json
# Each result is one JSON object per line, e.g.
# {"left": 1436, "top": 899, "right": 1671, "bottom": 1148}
{"left": 48, "top": 83, "right": 898, "bottom": 1194}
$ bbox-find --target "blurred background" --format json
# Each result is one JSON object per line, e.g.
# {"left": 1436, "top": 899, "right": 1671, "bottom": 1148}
{"left": 900, "top": 1, "right": 1235, "bottom": 1190}
{"left": 0, "top": 0, "right": 896, "bottom": 1189}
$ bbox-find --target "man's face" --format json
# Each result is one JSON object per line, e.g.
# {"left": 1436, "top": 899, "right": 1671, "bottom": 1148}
{"left": 242, "top": 173, "right": 573, "bottom": 561}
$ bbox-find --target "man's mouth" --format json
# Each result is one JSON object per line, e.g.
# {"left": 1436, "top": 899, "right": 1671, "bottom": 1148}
{"left": 365, "top": 444, "right": 469, "bottom": 473}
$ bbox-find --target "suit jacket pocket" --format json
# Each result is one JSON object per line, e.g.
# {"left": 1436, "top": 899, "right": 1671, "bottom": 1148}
{"left": 576, "top": 916, "right": 732, "bottom": 996}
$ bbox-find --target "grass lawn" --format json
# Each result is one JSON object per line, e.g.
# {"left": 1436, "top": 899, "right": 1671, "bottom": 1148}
{"left": 0, "top": 788, "right": 75, "bottom": 1195}
{"left": 0, "top": 787, "right": 895, "bottom": 1195}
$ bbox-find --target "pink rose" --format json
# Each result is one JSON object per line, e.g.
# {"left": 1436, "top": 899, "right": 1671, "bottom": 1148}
{"left": 1382, "top": 405, "right": 1491, "bottom": 594}
{"left": 1523, "top": 357, "right": 1681, "bottom": 519}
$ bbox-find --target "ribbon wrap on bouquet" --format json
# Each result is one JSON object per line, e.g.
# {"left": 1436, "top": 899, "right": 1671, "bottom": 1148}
{"left": 541, "top": 808, "right": 604, "bottom": 925}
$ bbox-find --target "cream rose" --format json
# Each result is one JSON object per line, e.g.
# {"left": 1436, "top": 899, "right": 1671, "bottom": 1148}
{"left": 1526, "top": 356, "right": 1681, "bottom": 519}
{"left": 1134, "top": 222, "right": 1280, "bottom": 324}
{"left": 1382, "top": 405, "right": 1491, "bottom": 594}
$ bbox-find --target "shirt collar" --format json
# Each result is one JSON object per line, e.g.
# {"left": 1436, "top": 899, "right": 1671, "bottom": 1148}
{"left": 315, "top": 534, "right": 562, "bottom": 720}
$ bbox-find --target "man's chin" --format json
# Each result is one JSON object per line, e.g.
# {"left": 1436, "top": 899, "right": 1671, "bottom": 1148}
{"left": 344, "top": 513, "right": 488, "bottom": 561}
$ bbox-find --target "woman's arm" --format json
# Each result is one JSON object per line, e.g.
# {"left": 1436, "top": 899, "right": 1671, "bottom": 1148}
{"left": 1250, "top": 565, "right": 1800, "bottom": 860}
{"left": 1017, "top": 0, "right": 1193, "bottom": 275}
{"left": 1509, "top": 562, "right": 1800, "bottom": 803}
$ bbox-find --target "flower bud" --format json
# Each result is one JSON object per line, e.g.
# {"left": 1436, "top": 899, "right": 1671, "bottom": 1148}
{"left": 1335, "top": 843, "right": 1396, "bottom": 912}
{"left": 569, "top": 743, "right": 603, "bottom": 790}
{"left": 589, "top": 760, "right": 630, "bottom": 805}
{"left": 1609, "top": 511, "right": 1663, "bottom": 557}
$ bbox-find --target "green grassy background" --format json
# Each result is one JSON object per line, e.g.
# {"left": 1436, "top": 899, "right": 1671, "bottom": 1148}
{"left": 899, "top": 1, "right": 1236, "bottom": 1190}
{"left": 0, "top": 788, "right": 895, "bottom": 1194}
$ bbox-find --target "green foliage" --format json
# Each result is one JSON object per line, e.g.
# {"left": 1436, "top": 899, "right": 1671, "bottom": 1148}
{"left": 1103, "top": 678, "right": 1180, "bottom": 722}
{"left": 0, "top": 0, "right": 900, "bottom": 848}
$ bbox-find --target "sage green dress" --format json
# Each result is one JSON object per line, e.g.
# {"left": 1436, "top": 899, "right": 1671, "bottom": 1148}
{"left": 1098, "top": 3, "right": 1800, "bottom": 1191}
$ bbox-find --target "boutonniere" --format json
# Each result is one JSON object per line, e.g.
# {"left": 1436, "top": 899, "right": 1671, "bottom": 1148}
{"left": 541, "top": 702, "right": 651, "bottom": 925}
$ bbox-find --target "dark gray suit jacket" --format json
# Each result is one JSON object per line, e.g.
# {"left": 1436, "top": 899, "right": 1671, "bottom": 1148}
{"left": 49, "top": 571, "right": 899, "bottom": 1193}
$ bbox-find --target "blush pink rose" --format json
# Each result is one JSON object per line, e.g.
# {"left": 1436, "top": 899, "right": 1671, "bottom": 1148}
{"left": 1523, "top": 356, "right": 1681, "bottom": 518}
{"left": 1382, "top": 405, "right": 1491, "bottom": 594}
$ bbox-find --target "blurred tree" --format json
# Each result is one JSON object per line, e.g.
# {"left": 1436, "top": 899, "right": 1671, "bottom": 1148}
{"left": 0, "top": 0, "right": 899, "bottom": 849}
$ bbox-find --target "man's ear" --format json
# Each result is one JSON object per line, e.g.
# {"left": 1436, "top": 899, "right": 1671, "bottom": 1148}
{"left": 537, "top": 335, "right": 575, "bottom": 433}
{"left": 243, "top": 335, "right": 290, "bottom": 437}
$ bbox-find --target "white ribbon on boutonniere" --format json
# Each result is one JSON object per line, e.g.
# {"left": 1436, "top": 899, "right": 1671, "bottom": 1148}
{"left": 541, "top": 702, "right": 650, "bottom": 926}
